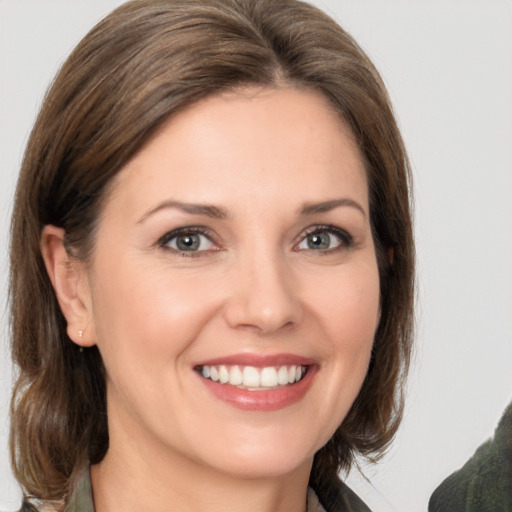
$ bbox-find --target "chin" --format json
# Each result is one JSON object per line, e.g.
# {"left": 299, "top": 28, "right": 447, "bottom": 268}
{"left": 210, "top": 451, "right": 314, "bottom": 480}
{"left": 190, "top": 427, "right": 324, "bottom": 480}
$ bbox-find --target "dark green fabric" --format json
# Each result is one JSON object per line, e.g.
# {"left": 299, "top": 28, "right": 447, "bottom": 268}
{"left": 18, "top": 468, "right": 94, "bottom": 512}
{"left": 64, "top": 468, "right": 95, "bottom": 512}
{"left": 20, "top": 465, "right": 371, "bottom": 512}
{"left": 429, "top": 402, "right": 512, "bottom": 512}
{"left": 310, "top": 470, "right": 372, "bottom": 512}
{"left": 19, "top": 501, "right": 38, "bottom": 512}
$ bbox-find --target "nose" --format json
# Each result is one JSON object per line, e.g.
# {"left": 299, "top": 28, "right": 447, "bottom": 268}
{"left": 223, "top": 251, "right": 303, "bottom": 335}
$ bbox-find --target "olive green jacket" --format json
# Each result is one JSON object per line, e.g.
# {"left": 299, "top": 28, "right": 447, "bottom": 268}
{"left": 21, "top": 467, "right": 371, "bottom": 512}
{"left": 429, "top": 402, "right": 512, "bottom": 512}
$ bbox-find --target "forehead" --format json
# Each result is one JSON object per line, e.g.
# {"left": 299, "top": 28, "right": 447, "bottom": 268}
{"left": 107, "top": 86, "right": 368, "bottom": 216}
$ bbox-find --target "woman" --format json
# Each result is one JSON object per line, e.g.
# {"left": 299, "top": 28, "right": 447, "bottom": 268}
{"left": 9, "top": 1, "right": 414, "bottom": 511}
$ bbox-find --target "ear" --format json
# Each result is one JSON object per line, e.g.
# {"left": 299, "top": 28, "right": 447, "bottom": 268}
{"left": 40, "top": 225, "right": 96, "bottom": 347}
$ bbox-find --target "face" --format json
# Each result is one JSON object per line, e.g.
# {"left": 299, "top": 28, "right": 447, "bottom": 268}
{"left": 81, "top": 87, "right": 380, "bottom": 479}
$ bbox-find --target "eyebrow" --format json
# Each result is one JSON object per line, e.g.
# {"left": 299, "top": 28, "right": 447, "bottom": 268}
{"left": 138, "top": 197, "right": 366, "bottom": 223}
{"left": 137, "top": 200, "right": 228, "bottom": 223}
{"left": 300, "top": 198, "right": 366, "bottom": 218}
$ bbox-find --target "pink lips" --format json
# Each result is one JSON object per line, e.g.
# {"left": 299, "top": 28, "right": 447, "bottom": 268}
{"left": 196, "top": 353, "right": 315, "bottom": 368}
{"left": 195, "top": 353, "right": 317, "bottom": 412}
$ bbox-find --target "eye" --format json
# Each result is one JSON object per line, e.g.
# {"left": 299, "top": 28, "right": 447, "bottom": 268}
{"left": 295, "top": 226, "right": 352, "bottom": 252}
{"left": 159, "top": 227, "right": 217, "bottom": 254}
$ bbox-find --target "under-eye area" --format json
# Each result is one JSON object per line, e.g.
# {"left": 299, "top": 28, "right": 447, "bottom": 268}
{"left": 195, "top": 364, "right": 309, "bottom": 390}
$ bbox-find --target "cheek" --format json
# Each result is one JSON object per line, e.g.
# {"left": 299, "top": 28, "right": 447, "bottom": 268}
{"left": 309, "top": 262, "right": 380, "bottom": 352}
{"left": 308, "top": 260, "right": 379, "bottom": 402}
{"left": 291, "top": 261, "right": 380, "bottom": 447}
{"left": 89, "top": 259, "right": 222, "bottom": 368}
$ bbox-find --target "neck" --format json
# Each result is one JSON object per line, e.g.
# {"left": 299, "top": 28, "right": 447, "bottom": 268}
{"left": 91, "top": 425, "right": 312, "bottom": 512}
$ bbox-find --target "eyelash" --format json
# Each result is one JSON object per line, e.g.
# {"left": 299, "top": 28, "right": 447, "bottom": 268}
{"left": 295, "top": 225, "right": 354, "bottom": 253}
{"left": 157, "top": 226, "right": 218, "bottom": 258}
{"left": 157, "top": 224, "right": 353, "bottom": 257}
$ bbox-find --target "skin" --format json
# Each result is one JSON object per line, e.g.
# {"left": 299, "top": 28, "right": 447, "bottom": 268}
{"left": 42, "top": 87, "right": 380, "bottom": 512}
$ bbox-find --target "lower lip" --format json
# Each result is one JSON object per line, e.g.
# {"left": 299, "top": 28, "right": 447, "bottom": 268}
{"left": 198, "top": 367, "right": 317, "bottom": 411}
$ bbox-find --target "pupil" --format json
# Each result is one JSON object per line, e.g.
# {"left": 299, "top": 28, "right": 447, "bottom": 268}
{"left": 308, "top": 232, "right": 329, "bottom": 250}
{"left": 177, "top": 234, "right": 199, "bottom": 251}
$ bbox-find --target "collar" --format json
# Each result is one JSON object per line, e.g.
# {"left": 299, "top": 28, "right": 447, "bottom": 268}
{"left": 62, "top": 467, "right": 370, "bottom": 512}
{"left": 64, "top": 468, "right": 94, "bottom": 512}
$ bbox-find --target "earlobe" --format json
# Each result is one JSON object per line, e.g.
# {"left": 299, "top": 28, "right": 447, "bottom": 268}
{"left": 40, "top": 225, "right": 95, "bottom": 347}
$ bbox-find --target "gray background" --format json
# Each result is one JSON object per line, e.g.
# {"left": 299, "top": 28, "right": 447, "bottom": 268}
{"left": 1, "top": 1, "right": 511, "bottom": 510}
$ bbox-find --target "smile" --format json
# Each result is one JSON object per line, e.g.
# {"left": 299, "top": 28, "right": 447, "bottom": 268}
{"left": 196, "top": 364, "right": 308, "bottom": 390}
{"left": 194, "top": 354, "right": 317, "bottom": 411}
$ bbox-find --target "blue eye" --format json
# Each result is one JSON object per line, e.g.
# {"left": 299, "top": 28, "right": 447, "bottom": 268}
{"left": 160, "top": 228, "right": 216, "bottom": 253}
{"left": 296, "top": 227, "right": 352, "bottom": 251}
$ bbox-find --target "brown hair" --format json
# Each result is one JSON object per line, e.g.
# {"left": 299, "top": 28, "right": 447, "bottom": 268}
{"left": 10, "top": 0, "right": 414, "bottom": 504}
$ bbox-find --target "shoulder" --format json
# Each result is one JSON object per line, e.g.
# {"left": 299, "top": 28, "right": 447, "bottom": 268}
{"left": 310, "top": 470, "right": 372, "bottom": 512}
{"left": 428, "top": 401, "right": 512, "bottom": 512}
{"left": 18, "top": 501, "right": 38, "bottom": 512}
{"left": 18, "top": 501, "right": 60, "bottom": 512}
{"left": 17, "top": 467, "right": 92, "bottom": 512}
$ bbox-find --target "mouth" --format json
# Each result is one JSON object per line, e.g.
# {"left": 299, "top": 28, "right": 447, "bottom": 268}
{"left": 195, "top": 364, "right": 308, "bottom": 391}
{"left": 194, "top": 355, "right": 317, "bottom": 411}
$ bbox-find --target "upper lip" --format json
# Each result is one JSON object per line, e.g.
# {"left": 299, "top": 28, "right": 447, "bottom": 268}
{"left": 194, "top": 353, "right": 316, "bottom": 368}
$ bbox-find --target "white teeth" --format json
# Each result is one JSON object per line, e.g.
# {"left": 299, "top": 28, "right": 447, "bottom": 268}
{"left": 277, "top": 366, "right": 289, "bottom": 385}
{"left": 243, "top": 366, "right": 260, "bottom": 387}
{"left": 260, "top": 367, "right": 278, "bottom": 387}
{"left": 229, "top": 366, "right": 243, "bottom": 386}
{"left": 210, "top": 366, "right": 219, "bottom": 382}
{"left": 219, "top": 365, "right": 229, "bottom": 384}
{"left": 199, "top": 364, "right": 307, "bottom": 389}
